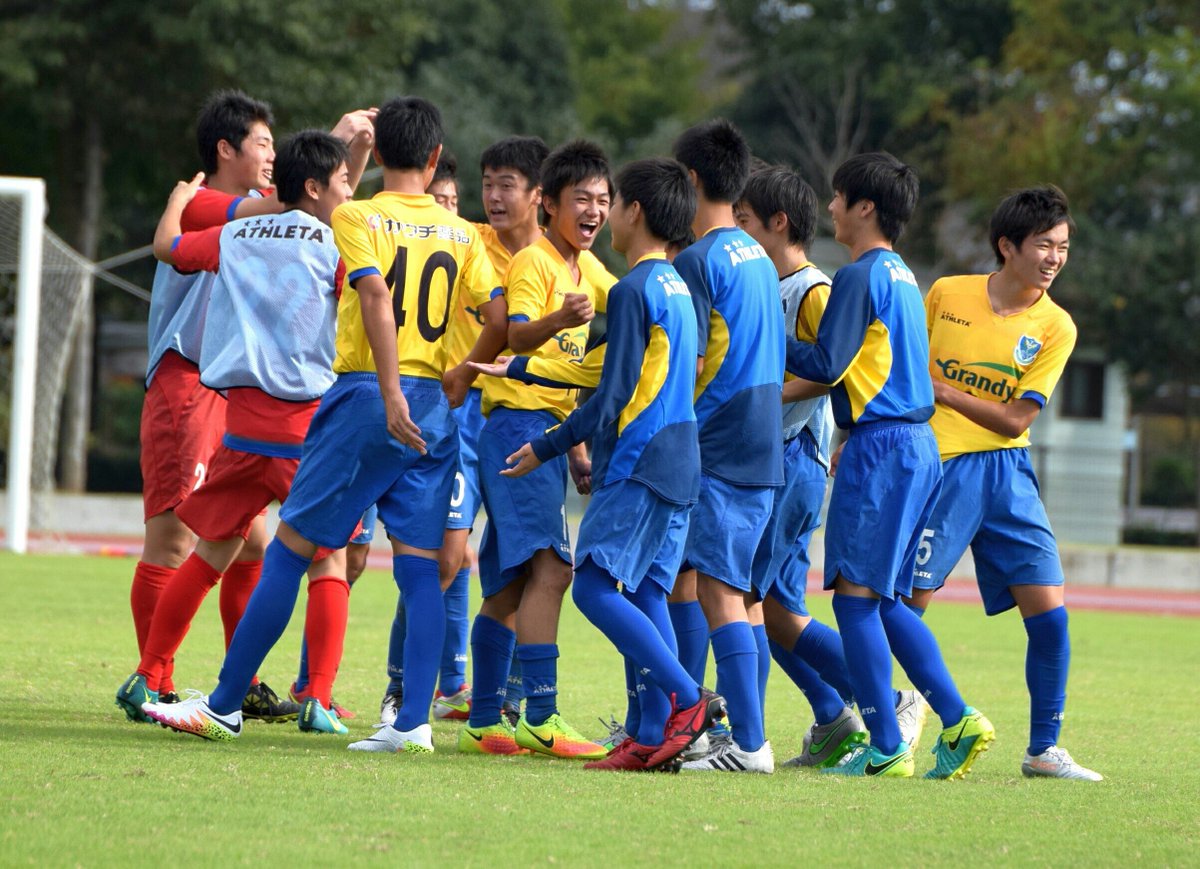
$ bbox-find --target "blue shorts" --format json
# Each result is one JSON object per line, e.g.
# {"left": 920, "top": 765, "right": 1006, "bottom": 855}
{"left": 281, "top": 374, "right": 458, "bottom": 552}
{"left": 752, "top": 431, "right": 827, "bottom": 616}
{"left": 576, "top": 478, "right": 691, "bottom": 595}
{"left": 824, "top": 421, "right": 942, "bottom": 600}
{"left": 683, "top": 473, "right": 774, "bottom": 592}
{"left": 447, "top": 387, "right": 484, "bottom": 531}
{"left": 913, "top": 448, "right": 1063, "bottom": 615}
{"left": 351, "top": 504, "right": 378, "bottom": 545}
{"left": 477, "top": 407, "right": 571, "bottom": 597}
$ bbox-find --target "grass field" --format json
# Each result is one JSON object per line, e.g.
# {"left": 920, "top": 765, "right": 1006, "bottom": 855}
{"left": 2, "top": 552, "right": 1197, "bottom": 866}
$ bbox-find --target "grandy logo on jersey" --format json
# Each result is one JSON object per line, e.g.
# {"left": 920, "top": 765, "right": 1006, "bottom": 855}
{"left": 1014, "top": 335, "right": 1043, "bottom": 366}
{"left": 935, "top": 358, "right": 1019, "bottom": 401}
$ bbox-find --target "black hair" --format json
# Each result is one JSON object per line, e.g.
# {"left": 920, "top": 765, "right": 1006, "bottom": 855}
{"left": 480, "top": 136, "right": 550, "bottom": 189}
{"left": 196, "top": 89, "right": 274, "bottom": 175}
{"left": 433, "top": 152, "right": 458, "bottom": 184}
{"left": 740, "top": 165, "right": 818, "bottom": 249}
{"left": 272, "top": 131, "right": 350, "bottom": 206}
{"left": 672, "top": 118, "right": 751, "bottom": 203}
{"left": 614, "top": 158, "right": 696, "bottom": 245}
{"left": 374, "top": 96, "right": 443, "bottom": 170}
{"left": 540, "top": 139, "right": 612, "bottom": 203}
{"left": 831, "top": 151, "right": 918, "bottom": 244}
{"left": 989, "top": 185, "right": 1075, "bottom": 266}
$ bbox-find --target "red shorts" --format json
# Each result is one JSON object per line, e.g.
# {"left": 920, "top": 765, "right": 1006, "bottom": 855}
{"left": 140, "top": 351, "right": 226, "bottom": 521}
{"left": 175, "top": 445, "right": 353, "bottom": 561}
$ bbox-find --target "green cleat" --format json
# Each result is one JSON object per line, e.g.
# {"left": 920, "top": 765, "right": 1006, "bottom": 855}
{"left": 784, "top": 706, "right": 868, "bottom": 768}
{"left": 515, "top": 713, "right": 607, "bottom": 760}
{"left": 925, "top": 707, "right": 996, "bottom": 780}
{"left": 298, "top": 697, "right": 349, "bottom": 735}
{"left": 116, "top": 673, "right": 158, "bottom": 723}
{"left": 822, "top": 742, "right": 914, "bottom": 777}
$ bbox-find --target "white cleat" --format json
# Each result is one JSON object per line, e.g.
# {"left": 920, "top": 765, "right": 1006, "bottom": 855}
{"left": 349, "top": 722, "right": 433, "bottom": 754}
{"left": 378, "top": 690, "right": 402, "bottom": 727}
{"left": 680, "top": 730, "right": 710, "bottom": 761}
{"left": 1021, "top": 746, "right": 1103, "bottom": 781}
{"left": 143, "top": 691, "right": 242, "bottom": 741}
{"left": 681, "top": 738, "right": 775, "bottom": 773}
{"left": 895, "top": 689, "right": 930, "bottom": 750}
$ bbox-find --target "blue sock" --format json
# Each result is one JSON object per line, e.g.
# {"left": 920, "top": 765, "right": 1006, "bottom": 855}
{"left": 711, "top": 621, "right": 764, "bottom": 752}
{"left": 210, "top": 539, "right": 309, "bottom": 715}
{"left": 626, "top": 580, "right": 680, "bottom": 746}
{"left": 753, "top": 624, "right": 770, "bottom": 723}
{"left": 392, "top": 555, "right": 444, "bottom": 732}
{"left": 769, "top": 638, "right": 844, "bottom": 725}
{"left": 505, "top": 657, "right": 524, "bottom": 711}
{"left": 668, "top": 600, "right": 709, "bottom": 685}
{"left": 294, "top": 635, "right": 309, "bottom": 694}
{"left": 386, "top": 592, "right": 405, "bottom": 694}
{"left": 831, "top": 593, "right": 901, "bottom": 755}
{"left": 794, "top": 619, "right": 856, "bottom": 706}
{"left": 622, "top": 657, "right": 642, "bottom": 737}
{"left": 571, "top": 560, "right": 699, "bottom": 709}
{"left": 517, "top": 643, "right": 559, "bottom": 726}
{"left": 468, "top": 614, "right": 514, "bottom": 727}
{"left": 1024, "top": 606, "right": 1069, "bottom": 755}
{"left": 440, "top": 567, "right": 470, "bottom": 694}
{"left": 880, "top": 594, "right": 965, "bottom": 729}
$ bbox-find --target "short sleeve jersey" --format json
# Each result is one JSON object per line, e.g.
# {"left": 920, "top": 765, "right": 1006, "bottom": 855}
{"left": 672, "top": 226, "right": 784, "bottom": 487}
{"left": 785, "top": 248, "right": 933, "bottom": 429}
{"left": 331, "top": 192, "right": 498, "bottom": 380}
{"left": 926, "top": 274, "right": 1077, "bottom": 460}
{"left": 480, "top": 235, "right": 611, "bottom": 421}
{"left": 443, "top": 222, "right": 512, "bottom": 370}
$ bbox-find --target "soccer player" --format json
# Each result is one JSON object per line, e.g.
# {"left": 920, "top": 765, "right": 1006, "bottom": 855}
{"left": 427, "top": 152, "right": 459, "bottom": 213}
{"left": 142, "top": 96, "right": 499, "bottom": 753}
{"left": 460, "top": 139, "right": 613, "bottom": 759}
{"left": 487, "top": 156, "right": 727, "bottom": 771}
{"left": 665, "top": 120, "right": 784, "bottom": 775}
{"left": 118, "top": 131, "right": 357, "bottom": 733}
{"left": 909, "top": 185, "right": 1101, "bottom": 781}
{"left": 733, "top": 165, "right": 868, "bottom": 768}
{"left": 784, "top": 151, "right": 994, "bottom": 779}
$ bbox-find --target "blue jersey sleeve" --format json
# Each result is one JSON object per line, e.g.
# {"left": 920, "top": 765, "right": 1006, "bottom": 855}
{"left": 674, "top": 252, "right": 711, "bottom": 356}
{"left": 531, "top": 283, "right": 648, "bottom": 461}
{"left": 785, "top": 268, "right": 872, "bottom": 385}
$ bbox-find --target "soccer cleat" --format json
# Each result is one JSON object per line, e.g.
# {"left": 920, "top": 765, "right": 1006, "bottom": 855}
{"left": 1021, "top": 746, "right": 1103, "bottom": 781}
{"left": 379, "top": 688, "right": 403, "bottom": 727}
{"left": 785, "top": 706, "right": 868, "bottom": 768}
{"left": 432, "top": 685, "right": 472, "bottom": 721}
{"left": 682, "top": 738, "right": 775, "bottom": 773}
{"left": 583, "top": 738, "right": 676, "bottom": 772}
{"left": 646, "top": 688, "right": 727, "bottom": 769}
{"left": 116, "top": 673, "right": 158, "bottom": 723}
{"left": 298, "top": 697, "right": 349, "bottom": 735}
{"left": 595, "top": 716, "right": 630, "bottom": 754}
{"left": 895, "top": 689, "right": 931, "bottom": 750}
{"left": 501, "top": 700, "right": 521, "bottom": 729}
{"left": 241, "top": 681, "right": 301, "bottom": 723}
{"left": 458, "top": 722, "right": 530, "bottom": 756}
{"left": 925, "top": 707, "right": 996, "bottom": 780}
{"left": 823, "top": 742, "right": 914, "bottom": 777}
{"left": 159, "top": 691, "right": 180, "bottom": 704}
{"left": 143, "top": 691, "right": 243, "bottom": 741}
{"left": 681, "top": 731, "right": 710, "bottom": 761}
{"left": 515, "top": 713, "right": 608, "bottom": 759}
{"left": 289, "top": 683, "right": 356, "bottom": 721}
{"left": 348, "top": 722, "right": 434, "bottom": 753}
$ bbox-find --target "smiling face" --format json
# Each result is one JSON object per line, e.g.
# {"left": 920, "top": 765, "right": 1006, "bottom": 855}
{"left": 227, "top": 120, "right": 275, "bottom": 191}
{"left": 310, "top": 161, "right": 353, "bottom": 226}
{"left": 482, "top": 166, "right": 541, "bottom": 234}
{"left": 1001, "top": 221, "right": 1071, "bottom": 291}
{"left": 544, "top": 175, "right": 611, "bottom": 254}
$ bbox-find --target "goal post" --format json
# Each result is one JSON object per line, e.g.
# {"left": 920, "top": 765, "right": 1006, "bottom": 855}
{"left": 2, "top": 176, "right": 47, "bottom": 554}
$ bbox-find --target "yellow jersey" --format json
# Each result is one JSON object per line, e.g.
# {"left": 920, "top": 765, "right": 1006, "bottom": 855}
{"left": 331, "top": 191, "right": 498, "bottom": 380}
{"left": 926, "top": 274, "right": 1077, "bottom": 460}
{"left": 443, "top": 222, "right": 521, "bottom": 369}
{"left": 481, "top": 236, "right": 615, "bottom": 420}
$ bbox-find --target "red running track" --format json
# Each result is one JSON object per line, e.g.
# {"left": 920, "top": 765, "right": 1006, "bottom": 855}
{"left": 15, "top": 532, "right": 1200, "bottom": 618}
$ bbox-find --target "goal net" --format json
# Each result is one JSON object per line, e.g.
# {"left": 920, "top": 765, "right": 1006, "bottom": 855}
{"left": 1, "top": 178, "right": 92, "bottom": 551}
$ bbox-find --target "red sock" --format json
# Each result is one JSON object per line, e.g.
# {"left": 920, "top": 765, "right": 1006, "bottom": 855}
{"left": 304, "top": 575, "right": 350, "bottom": 707}
{"left": 137, "top": 553, "right": 220, "bottom": 690}
{"left": 130, "top": 561, "right": 174, "bottom": 653}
